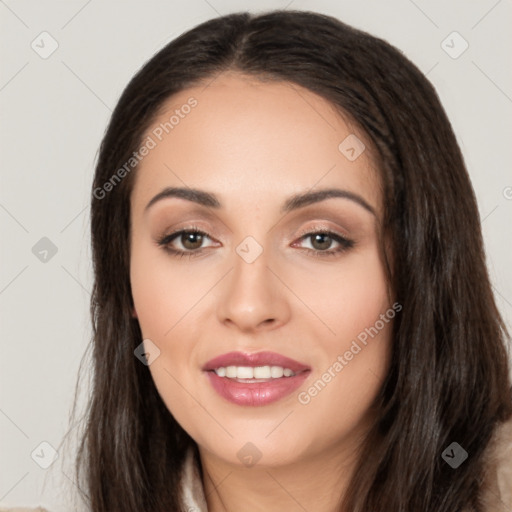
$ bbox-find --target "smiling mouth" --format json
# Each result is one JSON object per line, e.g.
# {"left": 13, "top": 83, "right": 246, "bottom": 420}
{"left": 205, "top": 369, "right": 311, "bottom": 406}
{"left": 201, "top": 351, "right": 311, "bottom": 406}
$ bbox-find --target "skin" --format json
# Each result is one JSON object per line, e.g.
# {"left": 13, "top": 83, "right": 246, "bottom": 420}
{"left": 130, "top": 71, "right": 394, "bottom": 512}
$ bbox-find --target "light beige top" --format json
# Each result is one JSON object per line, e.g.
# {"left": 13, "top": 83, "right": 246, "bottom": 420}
{"left": 0, "top": 509, "right": 49, "bottom": 512}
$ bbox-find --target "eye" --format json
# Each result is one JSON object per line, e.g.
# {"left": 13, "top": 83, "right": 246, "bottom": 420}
{"left": 293, "top": 229, "right": 355, "bottom": 258}
{"left": 156, "top": 226, "right": 216, "bottom": 259}
{"left": 156, "top": 226, "right": 355, "bottom": 259}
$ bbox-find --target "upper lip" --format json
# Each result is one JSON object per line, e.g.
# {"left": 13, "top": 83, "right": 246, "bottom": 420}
{"left": 202, "top": 351, "right": 311, "bottom": 373}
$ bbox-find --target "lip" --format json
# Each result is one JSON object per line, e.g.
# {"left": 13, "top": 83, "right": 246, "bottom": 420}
{"left": 202, "top": 350, "right": 311, "bottom": 373}
{"left": 205, "top": 370, "right": 310, "bottom": 406}
{"left": 202, "top": 351, "right": 311, "bottom": 407}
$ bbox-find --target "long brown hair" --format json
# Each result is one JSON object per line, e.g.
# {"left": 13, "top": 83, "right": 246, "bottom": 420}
{"left": 72, "top": 10, "right": 512, "bottom": 511}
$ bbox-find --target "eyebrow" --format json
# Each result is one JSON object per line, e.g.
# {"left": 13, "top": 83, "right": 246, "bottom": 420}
{"left": 144, "top": 186, "right": 376, "bottom": 216}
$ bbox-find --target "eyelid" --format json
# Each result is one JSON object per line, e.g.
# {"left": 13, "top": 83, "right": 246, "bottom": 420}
{"left": 294, "top": 222, "right": 349, "bottom": 239}
{"left": 157, "top": 225, "right": 218, "bottom": 248}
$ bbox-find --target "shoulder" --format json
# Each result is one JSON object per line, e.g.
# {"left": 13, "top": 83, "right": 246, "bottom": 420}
{"left": 0, "top": 508, "right": 49, "bottom": 512}
{"left": 479, "top": 416, "right": 512, "bottom": 512}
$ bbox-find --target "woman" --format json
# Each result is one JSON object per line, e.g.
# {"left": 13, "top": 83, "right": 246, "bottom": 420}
{"left": 6, "top": 9, "right": 512, "bottom": 512}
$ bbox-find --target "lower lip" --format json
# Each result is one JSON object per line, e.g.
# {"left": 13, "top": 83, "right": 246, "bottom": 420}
{"left": 204, "top": 370, "right": 311, "bottom": 406}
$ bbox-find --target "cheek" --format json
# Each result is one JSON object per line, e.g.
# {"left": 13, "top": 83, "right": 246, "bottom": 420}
{"left": 294, "top": 247, "right": 392, "bottom": 428}
{"left": 130, "top": 241, "right": 200, "bottom": 337}
{"left": 289, "top": 243, "right": 391, "bottom": 341}
{"left": 297, "top": 320, "right": 392, "bottom": 446}
{"left": 331, "top": 249, "right": 392, "bottom": 385}
{"left": 130, "top": 243, "right": 207, "bottom": 419}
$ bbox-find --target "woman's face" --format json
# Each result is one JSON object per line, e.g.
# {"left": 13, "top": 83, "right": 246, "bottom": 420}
{"left": 130, "top": 72, "right": 394, "bottom": 469}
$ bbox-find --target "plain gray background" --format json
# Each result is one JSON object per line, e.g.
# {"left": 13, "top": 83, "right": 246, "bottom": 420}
{"left": 1, "top": 0, "right": 511, "bottom": 509}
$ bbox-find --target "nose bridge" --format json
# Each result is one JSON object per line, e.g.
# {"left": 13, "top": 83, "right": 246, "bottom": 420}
{"left": 216, "top": 236, "right": 290, "bottom": 331}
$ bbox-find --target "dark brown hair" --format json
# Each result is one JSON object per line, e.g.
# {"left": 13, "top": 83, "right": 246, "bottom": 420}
{"left": 72, "top": 9, "right": 512, "bottom": 511}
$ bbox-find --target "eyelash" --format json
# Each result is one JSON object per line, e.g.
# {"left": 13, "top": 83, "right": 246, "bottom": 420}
{"left": 156, "top": 224, "right": 355, "bottom": 260}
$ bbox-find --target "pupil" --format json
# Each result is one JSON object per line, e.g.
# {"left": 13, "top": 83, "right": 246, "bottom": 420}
{"left": 183, "top": 232, "right": 202, "bottom": 249}
{"left": 313, "top": 234, "right": 331, "bottom": 250}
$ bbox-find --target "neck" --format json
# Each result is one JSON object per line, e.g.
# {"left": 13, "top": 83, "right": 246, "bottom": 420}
{"left": 198, "top": 434, "right": 364, "bottom": 512}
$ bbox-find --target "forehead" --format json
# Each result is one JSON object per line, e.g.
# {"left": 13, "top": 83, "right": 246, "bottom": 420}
{"left": 132, "top": 72, "right": 381, "bottom": 216}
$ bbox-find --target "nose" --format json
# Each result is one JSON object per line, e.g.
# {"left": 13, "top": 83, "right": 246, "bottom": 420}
{"left": 216, "top": 247, "right": 291, "bottom": 333}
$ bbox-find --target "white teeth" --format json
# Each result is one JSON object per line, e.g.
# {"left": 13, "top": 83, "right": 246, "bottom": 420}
{"left": 213, "top": 365, "right": 296, "bottom": 379}
{"left": 270, "top": 366, "right": 284, "bottom": 378}
{"left": 215, "top": 367, "right": 227, "bottom": 377}
{"left": 237, "top": 366, "right": 253, "bottom": 379}
{"left": 226, "top": 366, "right": 237, "bottom": 378}
{"left": 254, "top": 366, "right": 272, "bottom": 378}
